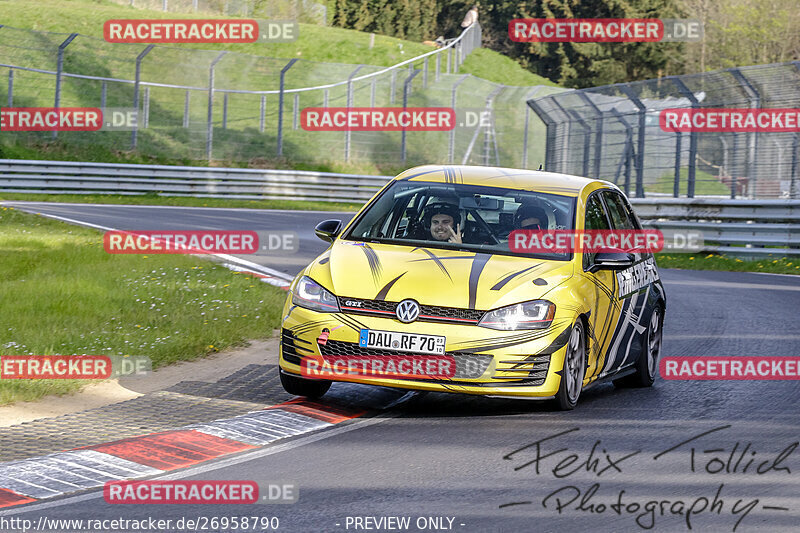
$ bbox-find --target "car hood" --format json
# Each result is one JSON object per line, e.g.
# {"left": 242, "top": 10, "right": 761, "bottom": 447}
{"left": 305, "top": 240, "right": 574, "bottom": 311}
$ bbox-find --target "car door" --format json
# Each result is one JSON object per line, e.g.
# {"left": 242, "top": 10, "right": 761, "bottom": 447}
{"left": 600, "top": 190, "right": 657, "bottom": 375}
{"left": 581, "top": 191, "right": 620, "bottom": 382}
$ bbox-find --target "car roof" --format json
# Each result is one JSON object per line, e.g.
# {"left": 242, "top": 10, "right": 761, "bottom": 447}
{"left": 394, "top": 165, "right": 614, "bottom": 197}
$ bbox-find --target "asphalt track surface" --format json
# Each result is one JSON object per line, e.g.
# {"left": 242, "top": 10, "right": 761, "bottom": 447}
{"left": 3, "top": 202, "right": 800, "bottom": 533}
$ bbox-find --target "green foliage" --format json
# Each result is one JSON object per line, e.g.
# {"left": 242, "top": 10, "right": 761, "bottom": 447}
{"left": 332, "top": 0, "right": 440, "bottom": 41}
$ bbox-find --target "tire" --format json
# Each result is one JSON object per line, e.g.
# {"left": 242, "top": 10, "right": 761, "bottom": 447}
{"left": 554, "top": 320, "right": 586, "bottom": 411}
{"left": 614, "top": 305, "right": 663, "bottom": 388}
{"left": 280, "top": 370, "right": 331, "bottom": 398}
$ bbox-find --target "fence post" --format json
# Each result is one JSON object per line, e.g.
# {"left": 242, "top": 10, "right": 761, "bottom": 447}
{"left": 423, "top": 57, "right": 429, "bottom": 89}
{"left": 131, "top": 44, "right": 154, "bottom": 149}
{"left": 100, "top": 81, "right": 107, "bottom": 109}
{"left": 610, "top": 108, "right": 634, "bottom": 195}
{"left": 567, "top": 110, "right": 591, "bottom": 177}
{"left": 791, "top": 133, "right": 798, "bottom": 199}
{"left": 53, "top": 33, "right": 78, "bottom": 139}
{"left": 344, "top": 64, "right": 365, "bottom": 162}
{"left": 449, "top": 75, "right": 468, "bottom": 164}
{"left": 673, "top": 132, "right": 682, "bottom": 198}
{"left": 390, "top": 69, "right": 397, "bottom": 104}
{"left": 527, "top": 98, "right": 557, "bottom": 171}
{"left": 522, "top": 87, "right": 543, "bottom": 168}
{"left": 671, "top": 77, "right": 699, "bottom": 198}
{"left": 620, "top": 85, "right": 646, "bottom": 198}
{"left": 277, "top": 58, "right": 299, "bottom": 157}
{"left": 293, "top": 93, "right": 299, "bottom": 130}
{"left": 447, "top": 47, "right": 452, "bottom": 74}
{"left": 323, "top": 88, "right": 328, "bottom": 107}
{"left": 183, "top": 90, "right": 190, "bottom": 128}
{"left": 206, "top": 51, "right": 227, "bottom": 161}
{"left": 259, "top": 94, "right": 265, "bottom": 132}
{"left": 721, "top": 137, "right": 734, "bottom": 199}
{"left": 370, "top": 79, "right": 376, "bottom": 107}
{"left": 143, "top": 86, "right": 150, "bottom": 129}
{"left": 7, "top": 69, "right": 13, "bottom": 107}
{"left": 728, "top": 68, "right": 761, "bottom": 199}
{"left": 401, "top": 69, "right": 420, "bottom": 162}
{"left": 162, "top": 0, "right": 167, "bottom": 11}
{"left": 577, "top": 91, "right": 604, "bottom": 179}
{"left": 435, "top": 52, "right": 441, "bottom": 82}
{"left": 193, "top": 0, "right": 198, "bottom": 11}
{"left": 222, "top": 92, "right": 228, "bottom": 129}
{"left": 482, "top": 85, "right": 503, "bottom": 166}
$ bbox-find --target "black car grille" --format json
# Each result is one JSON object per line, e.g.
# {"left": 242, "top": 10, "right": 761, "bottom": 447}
{"left": 491, "top": 355, "right": 551, "bottom": 386}
{"left": 337, "top": 297, "right": 485, "bottom": 325}
{"left": 319, "top": 340, "right": 492, "bottom": 379}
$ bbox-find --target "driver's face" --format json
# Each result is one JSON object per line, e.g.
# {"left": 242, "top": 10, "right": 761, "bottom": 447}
{"left": 430, "top": 213, "right": 454, "bottom": 241}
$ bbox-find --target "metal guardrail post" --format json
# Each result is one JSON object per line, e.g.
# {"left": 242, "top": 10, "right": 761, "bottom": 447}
{"left": 620, "top": 85, "right": 646, "bottom": 198}
{"left": 670, "top": 77, "right": 699, "bottom": 198}
{"left": 206, "top": 51, "right": 227, "bottom": 161}
{"left": 401, "top": 69, "right": 420, "bottom": 163}
{"left": 7, "top": 69, "right": 12, "bottom": 107}
{"left": 53, "top": 33, "right": 78, "bottom": 139}
{"left": 132, "top": 44, "right": 154, "bottom": 149}
{"left": 576, "top": 91, "right": 605, "bottom": 179}
{"left": 449, "top": 75, "right": 468, "bottom": 164}
{"left": 344, "top": 64, "right": 364, "bottom": 163}
{"left": 276, "top": 58, "right": 298, "bottom": 157}
{"left": 729, "top": 68, "right": 761, "bottom": 199}
{"left": 610, "top": 108, "right": 634, "bottom": 195}
{"left": 522, "top": 87, "right": 543, "bottom": 168}
{"left": 526, "top": 98, "right": 557, "bottom": 171}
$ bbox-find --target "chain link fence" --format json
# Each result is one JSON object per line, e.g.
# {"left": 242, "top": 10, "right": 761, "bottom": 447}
{"left": 0, "top": 22, "right": 562, "bottom": 170}
{"left": 528, "top": 63, "right": 800, "bottom": 199}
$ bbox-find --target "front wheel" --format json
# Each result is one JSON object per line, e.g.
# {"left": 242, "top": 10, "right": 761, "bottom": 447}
{"left": 280, "top": 370, "right": 331, "bottom": 398}
{"left": 554, "top": 321, "right": 586, "bottom": 411}
{"left": 614, "top": 306, "right": 663, "bottom": 388}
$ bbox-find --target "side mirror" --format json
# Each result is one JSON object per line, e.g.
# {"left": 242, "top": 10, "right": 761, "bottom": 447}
{"left": 315, "top": 219, "right": 342, "bottom": 243}
{"left": 590, "top": 252, "right": 635, "bottom": 272}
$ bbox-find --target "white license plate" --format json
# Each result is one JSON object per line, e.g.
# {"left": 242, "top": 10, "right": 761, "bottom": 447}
{"left": 359, "top": 329, "right": 446, "bottom": 355}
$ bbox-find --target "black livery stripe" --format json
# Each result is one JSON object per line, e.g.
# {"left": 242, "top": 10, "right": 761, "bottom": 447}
{"left": 375, "top": 272, "right": 407, "bottom": 300}
{"left": 468, "top": 253, "right": 492, "bottom": 310}
{"left": 490, "top": 264, "right": 541, "bottom": 291}
{"left": 360, "top": 243, "right": 382, "bottom": 283}
{"left": 411, "top": 248, "right": 453, "bottom": 280}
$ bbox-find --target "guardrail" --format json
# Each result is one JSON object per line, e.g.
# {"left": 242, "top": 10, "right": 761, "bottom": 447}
{"left": 2, "top": 159, "right": 798, "bottom": 257}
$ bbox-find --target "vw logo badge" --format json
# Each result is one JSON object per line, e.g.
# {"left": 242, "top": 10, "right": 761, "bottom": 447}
{"left": 395, "top": 299, "right": 420, "bottom": 323}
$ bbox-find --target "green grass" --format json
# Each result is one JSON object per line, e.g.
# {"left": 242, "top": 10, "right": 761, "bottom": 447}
{"left": 656, "top": 253, "right": 800, "bottom": 275}
{"left": 0, "top": 206, "right": 289, "bottom": 405}
{"left": 0, "top": 0, "right": 559, "bottom": 169}
{"left": 647, "top": 169, "right": 732, "bottom": 196}
{"left": 0, "top": 192, "right": 362, "bottom": 211}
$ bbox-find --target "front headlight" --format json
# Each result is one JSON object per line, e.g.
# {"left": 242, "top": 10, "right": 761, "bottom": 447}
{"left": 292, "top": 276, "right": 340, "bottom": 313}
{"left": 478, "top": 300, "right": 555, "bottom": 330}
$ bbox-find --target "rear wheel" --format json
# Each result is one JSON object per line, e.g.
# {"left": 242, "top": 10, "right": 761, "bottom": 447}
{"left": 614, "top": 306, "right": 663, "bottom": 388}
{"left": 280, "top": 370, "right": 331, "bottom": 398}
{"left": 554, "top": 321, "right": 586, "bottom": 411}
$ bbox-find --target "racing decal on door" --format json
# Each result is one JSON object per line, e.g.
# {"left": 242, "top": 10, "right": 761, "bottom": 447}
{"left": 616, "top": 256, "right": 659, "bottom": 298}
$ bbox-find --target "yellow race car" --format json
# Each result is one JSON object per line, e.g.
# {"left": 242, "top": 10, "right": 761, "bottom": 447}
{"left": 279, "top": 165, "right": 666, "bottom": 409}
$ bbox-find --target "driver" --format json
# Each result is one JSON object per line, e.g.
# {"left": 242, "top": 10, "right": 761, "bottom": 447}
{"left": 514, "top": 203, "right": 549, "bottom": 230}
{"left": 421, "top": 202, "right": 463, "bottom": 243}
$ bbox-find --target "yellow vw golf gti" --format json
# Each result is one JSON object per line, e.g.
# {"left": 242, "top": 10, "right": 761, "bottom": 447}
{"left": 279, "top": 165, "right": 665, "bottom": 410}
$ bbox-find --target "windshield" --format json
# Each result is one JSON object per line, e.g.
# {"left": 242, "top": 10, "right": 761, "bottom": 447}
{"left": 342, "top": 180, "right": 577, "bottom": 260}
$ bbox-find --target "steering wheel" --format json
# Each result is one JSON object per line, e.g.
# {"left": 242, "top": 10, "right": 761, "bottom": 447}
{"left": 465, "top": 209, "right": 500, "bottom": 245}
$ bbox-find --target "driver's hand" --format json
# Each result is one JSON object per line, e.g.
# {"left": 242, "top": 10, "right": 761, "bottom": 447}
{"left": 448, "top": 223, "right": 463, "bottom": 244}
